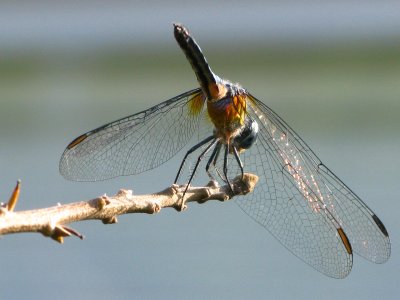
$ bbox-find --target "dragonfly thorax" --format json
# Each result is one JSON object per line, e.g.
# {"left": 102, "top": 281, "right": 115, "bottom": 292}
{"left": 207, "top": 80, "right": 249, "bottom": 142}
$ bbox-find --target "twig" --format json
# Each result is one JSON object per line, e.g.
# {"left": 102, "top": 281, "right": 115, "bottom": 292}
{"left": 0, "top": 173, "right": 258, "bottom": 243}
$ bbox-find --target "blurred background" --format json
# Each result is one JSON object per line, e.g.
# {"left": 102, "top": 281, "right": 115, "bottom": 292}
{"left": 0, "top": 1, "right": 399, "bottom": 299}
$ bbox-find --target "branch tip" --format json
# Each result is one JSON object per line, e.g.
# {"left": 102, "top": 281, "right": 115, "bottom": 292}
{"left": 232, "top": 173, "right": 258, "bottom": 195}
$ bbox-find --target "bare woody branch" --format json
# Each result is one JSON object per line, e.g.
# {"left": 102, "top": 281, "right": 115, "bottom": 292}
{"left": 0, "top": 173, "right": 258, "bottom": 243}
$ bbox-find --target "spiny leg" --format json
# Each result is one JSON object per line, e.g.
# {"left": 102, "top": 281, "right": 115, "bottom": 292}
{"left": 180, "top": 138, "right": 219, "bottom": 209}
{"left": 205, "top": 142, "right": 222, "bottom": 180}
{"left": 174, "top": 135, "right": 215, "bottom": 184}
{"left": 223, "top": 143, "right": 234, "bottom": 193}
{"left": 212, "top": 142, "right": 227, "bottom": 183}
{"left": 231, "top": 145, "right": 244, "bottom": 179}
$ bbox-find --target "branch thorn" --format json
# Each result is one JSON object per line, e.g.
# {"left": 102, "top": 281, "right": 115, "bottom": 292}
{"left": 50, "top": 224, "right": 84, "bottom": 243}
{"left": 7, "top": 180, "right": 21, "bottom": 212}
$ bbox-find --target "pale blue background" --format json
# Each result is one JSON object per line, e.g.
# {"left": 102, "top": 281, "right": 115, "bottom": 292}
{"left": 0, "top": 1, "right": 399, "bottom": 299}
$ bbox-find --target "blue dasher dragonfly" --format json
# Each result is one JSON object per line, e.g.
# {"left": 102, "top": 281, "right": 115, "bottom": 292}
{"left": 60, "top": 23, "right": 390, "bottom": 278}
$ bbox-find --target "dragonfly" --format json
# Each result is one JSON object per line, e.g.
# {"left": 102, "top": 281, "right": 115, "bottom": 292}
{"left": 60, "top": 23, "right": 390, "bottom": 278}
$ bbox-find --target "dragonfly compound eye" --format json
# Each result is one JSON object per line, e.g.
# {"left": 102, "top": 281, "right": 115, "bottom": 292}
{"left": 233, "top": 118, "right": 259, "bottom": 150}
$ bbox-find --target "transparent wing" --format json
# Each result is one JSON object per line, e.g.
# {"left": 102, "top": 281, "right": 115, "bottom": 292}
{"left": 60, "top": 88, "right": 205, "bottom": 181}
{"left": 234, "top": 94, "right": 390, "bottom": 278}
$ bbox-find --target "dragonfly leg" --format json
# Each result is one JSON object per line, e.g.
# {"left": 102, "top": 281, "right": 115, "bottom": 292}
{"left": 211, "top": 143, "right": 228, "bottom": 183}
{"left": 232, "top": 145, "right": 244, "bottom": 180}
{"left": 223, "top": 144, "right": 234, "bottom": 193}
{"left": 174, "top": 135, "right": 215, "bottom": 184}
{"left": 205, "top": 142, "right": 222, "bottom": 180}
{"left": 180, "top": 138, "right": 219, "bottom": 210}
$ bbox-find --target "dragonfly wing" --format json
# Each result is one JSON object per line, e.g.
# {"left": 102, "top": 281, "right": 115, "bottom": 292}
{"left": 60, "top": 88, "right": 205, "bottom": 181}
{"left": 234, "top": 94, "right": 390, "bottom": 277}
{"left": 310, "top": 164, "right": 391, "bottom": 263}
{"left": 237, "top": 134, "right": 353, "bottom": 278}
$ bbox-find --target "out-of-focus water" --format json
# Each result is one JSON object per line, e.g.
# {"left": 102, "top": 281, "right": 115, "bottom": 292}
{"left": 1, "top": 47, "right": 399, "bottom": 300}
{"left": 1, "top": 4, "right": 400, "bottom": 298}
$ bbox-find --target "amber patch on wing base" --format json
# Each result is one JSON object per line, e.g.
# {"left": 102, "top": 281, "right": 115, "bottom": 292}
{"left": 188, "top": 92, "right": 205, "bottom": 116}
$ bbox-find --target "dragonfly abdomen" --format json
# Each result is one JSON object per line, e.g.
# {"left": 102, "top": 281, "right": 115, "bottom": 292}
{"left": 174, "top": 23, "right": 229, "bottom": 101}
